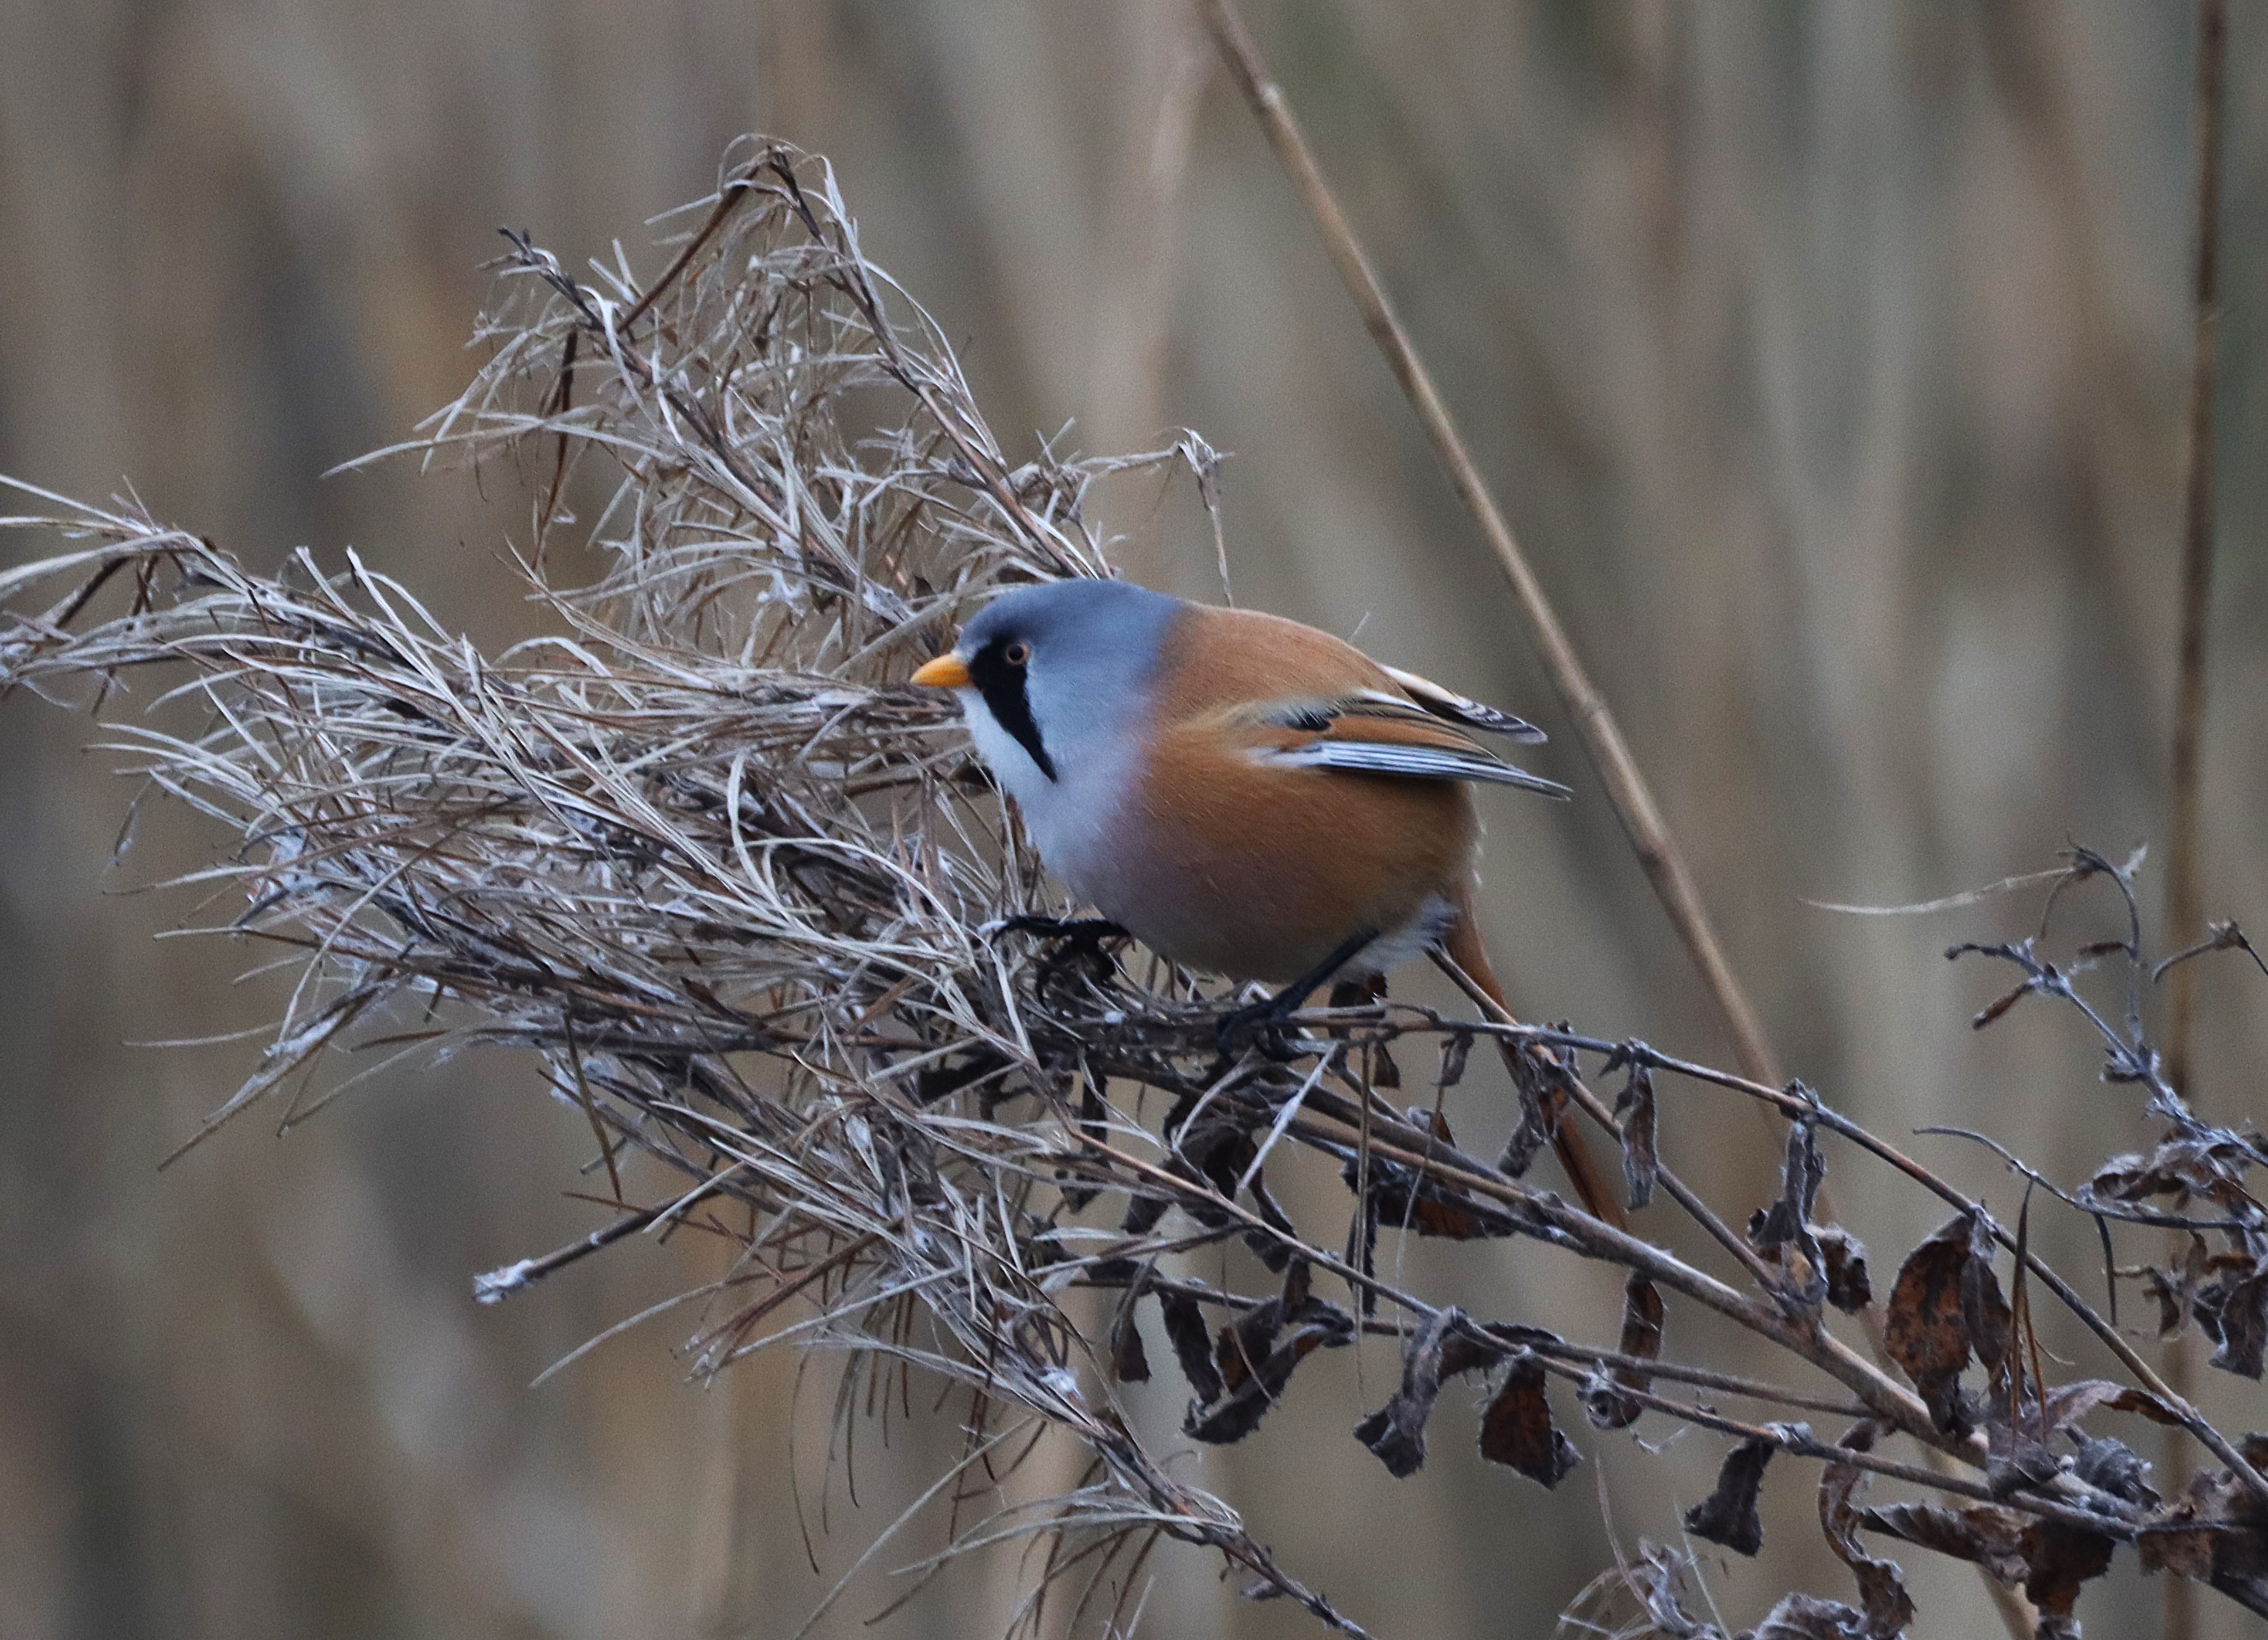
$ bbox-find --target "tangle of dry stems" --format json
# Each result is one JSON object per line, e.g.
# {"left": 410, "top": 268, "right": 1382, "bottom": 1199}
{"left": 2, "top": 145, "right": 2266, "bottom": 1639}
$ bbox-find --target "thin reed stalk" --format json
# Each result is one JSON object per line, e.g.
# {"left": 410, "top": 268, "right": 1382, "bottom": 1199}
{"left": 2161, "top": 1, "right": 2228, "bottom": 1128}
{"left": 1186, "top": 29, "right": 2048, "bottom": 1632}
{"left": 1196, "top": 0, "right": 1781, "bottom": 1091}
{"left": 2160, "top": 6, "right": 2229, "bottom": 1639}
{"left": 6, "top": 138, "right": 2268, "bottom": 1640}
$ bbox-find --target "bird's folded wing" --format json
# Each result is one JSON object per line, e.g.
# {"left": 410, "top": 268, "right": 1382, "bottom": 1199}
{"left": 1377, "top": 664, "right": 1549, "bottom": 743}
{"left": 1244, "top": 697, "right": 1570, "bottom": 798}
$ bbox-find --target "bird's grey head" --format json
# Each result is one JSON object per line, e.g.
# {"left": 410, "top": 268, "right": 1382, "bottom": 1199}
{"left": 944, "top": 579, "right": 1180, "bottom": 786}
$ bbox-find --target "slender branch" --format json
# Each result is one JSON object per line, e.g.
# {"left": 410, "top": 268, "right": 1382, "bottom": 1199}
{"left": 1521, "top": 1356, "right": 2150, "bottom": 1541}
{"left": 1432, "top": 950, "right": 1788, "bottom": 1299}
{"left": 618, "top": 175, "right": 760, "bottom": 332}
{"left": 2164, "top": 0, "right": 2228, "bottom": 1101}
{"left": 1280, "top": 1000, "right": 2268, "bottom": 1507}
{"left": 1198, "top": 0, "right": 1781, "bottom": 1089}
{"left": 2162, "top": 9, "right": 2228, "bottom": 1635}
{"left": 1917, "top": 1123, "right": 2251, "bottom": 1233}
{"left": 1521, "top": 1342, "right": 1873, "bottom": 1423}
{"left": 1265, "top": 1112, "right": 1947, "bottom": 1445}
{"left": 472, "top": 1165, "right": 743, "bottom": 1302}
{"left": 1075, "top": 1266, "right": 1875, "bottom": 1420}
{"left": 1607, "top": 1041, "right": 2268, "bottom": 1506}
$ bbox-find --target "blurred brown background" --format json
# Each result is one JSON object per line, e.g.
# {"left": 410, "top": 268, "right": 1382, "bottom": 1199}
{"left": 4, "top": 2, "right": 2267, "bottom": 1636}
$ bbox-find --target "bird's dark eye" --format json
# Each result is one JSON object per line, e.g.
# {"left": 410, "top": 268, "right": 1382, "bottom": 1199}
{"left": 967, "top": 632, "right": 1055, "bottom": 779}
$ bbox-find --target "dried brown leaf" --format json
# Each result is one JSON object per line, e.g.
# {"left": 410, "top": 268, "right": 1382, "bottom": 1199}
{"left": 1683, "top": 1431, "right": 1779, "bottom": 1556}
{"left": 1354, "top": 1306, "right": 1504, "bottom": 1478}
{"left": 1581, "top": 1271, "right": 1663, "bottom": 1431}
{"left": 1746, "top": 1111, "right": 1828, "bottom": 1305}
{"left": 1862, "top": 1502, "right": 2031, "bottom": 1586}
{"left": 2019, "top": 1522, "right": 2116, "bottom": 1629}
{"left": 1751, "top": 1593, "right": 1867, "bottom": 1639}
{"left": 2198, "top": 1261, "right": 2268, "bottom": 1378}
{"left": 2142, "top": 1234, "right": 2211, "bottom": 1340}
{"left": 1109, "top": 1285, "right": 1151, "bottom": 1384}
{"left": 1815, "top": 1226, "right": 1874, "bottom": 1313}
{"left": 1817, "top": 1423, "right": 1913, "bottom": 1637}
{"left": 2138, "top": 1456, "right": 2268, "bottom": 1615}
{"left": 1434, "top": 1029, "right": 1474, "bottom": 1090}
{"left": 1612, "top": 1057, "right": 1658, "bottom": 1210}
{"left": 2087, "top": 1132, "right": 2260, "bottom": 1214}
{"left": 1351, "top": 1156, "right": 1519, "bottom": 1241}
{"left": 1158, "top": 1289, "right": 1223, "bottom": 1404}
{"left": 1882, "top": 1210, "right": 2008, "bottom": 1434}
{"left": 1184, "top": 1261, "right": 1354, "bottom": 1445}
{"left": 1499, "top": 1045, "right": 1571, "bottom": 1179}
{"left": 1477, "top": 1353, "right": 1580, "bottom": 1489}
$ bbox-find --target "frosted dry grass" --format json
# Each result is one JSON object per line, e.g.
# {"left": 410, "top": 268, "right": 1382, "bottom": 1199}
{"left": 0, "top": 145, "right": 1349, "bottom": 1634}
{"left": 9, "top": 141, "right": 2268, "bottom": 1640}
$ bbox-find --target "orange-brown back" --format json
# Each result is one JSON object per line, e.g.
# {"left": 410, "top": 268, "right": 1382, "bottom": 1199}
{"left": 1096, "top": 606, "right": 1482, "bottom": 981}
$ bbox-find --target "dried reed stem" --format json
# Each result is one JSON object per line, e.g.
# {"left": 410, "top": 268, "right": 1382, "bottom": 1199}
{"left": 2161, "top": 8, "right": 2228, "bottom": 1638}
{"left": 1183, "top": 37, "right": 2035, "bottom": 1629}
{"left": 7, "top": 138, "right": 2268, "bottom": 1640}
{"left": 1194, "top": 16, "right": 2262, "bottom": 1636}
{"left": 1197, "top": 0, "right": 1783, "bottom": 1089}
{"left": 2162, "top": 0, "right": 2226, "bottom": 1122}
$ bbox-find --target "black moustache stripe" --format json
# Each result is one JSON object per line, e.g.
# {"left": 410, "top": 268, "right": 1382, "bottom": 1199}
{"left": 968, "top": 642, "right": 1056, "bottom": 781}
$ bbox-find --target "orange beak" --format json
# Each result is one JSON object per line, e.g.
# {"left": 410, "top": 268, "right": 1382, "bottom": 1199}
{"left": 910, "top": 653, "right": 973, "bottom": 689}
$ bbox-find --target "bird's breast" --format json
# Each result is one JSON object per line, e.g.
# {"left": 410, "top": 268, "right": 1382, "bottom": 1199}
{"left": 965, "top": 705, "right": 1140, "bottom": 898}
{"left": 1083, "top": 718, "right": 1480, "bottom": 982}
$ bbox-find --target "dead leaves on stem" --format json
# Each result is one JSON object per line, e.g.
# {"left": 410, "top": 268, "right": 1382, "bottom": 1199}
{"left": 9, "top": 134, "right": 2268, "bottom": 1639}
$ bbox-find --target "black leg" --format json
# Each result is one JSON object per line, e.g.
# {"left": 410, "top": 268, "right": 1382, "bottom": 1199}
{"left": 1326, "top": 975, "right": 1388, "bottom": 1011}
{"left": 1327, "top": 973, "right": 1400, "bottom": 1087}
{"left": 1216, "top": 925, "right": 1380, "bottom": 1058}
{"left": 992, "top": 914, "right": 1129, "bottom": 989}
{"left": 994, "top": 914, "right": 1128, "bottom": 943}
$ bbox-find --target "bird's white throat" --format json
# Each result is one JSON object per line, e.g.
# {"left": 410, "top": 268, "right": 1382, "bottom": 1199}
{"left": 956, "top": 683, "right": 1138, "bottom": 903}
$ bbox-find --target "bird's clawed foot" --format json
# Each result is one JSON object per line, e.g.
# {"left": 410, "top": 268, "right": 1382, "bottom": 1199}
{"left": 1215, "top": 991, "right": 1310, "bottom": 1062}
{"left": 991, "top": 915, "right": 1128, "bottom": 988}
{"left": 1213, "top": 927, "right": 1382, "bottom": 1062}
{"left": 1328, "top": 975, "right": 1399, "bottom": 1086}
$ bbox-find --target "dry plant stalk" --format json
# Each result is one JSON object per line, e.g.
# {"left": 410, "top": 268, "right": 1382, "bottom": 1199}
{"left": 2163, "top": 0, "right": 2228, "bottom": 1103}
{"left": 1198, "top": 0, "right": 1781, "bottom": 1094}
{"left": 4, "top": 145, "right": 2267, "bottom": 1639}
{"left": 2153, "top": 7, "right": 2229, "bottom": 1636}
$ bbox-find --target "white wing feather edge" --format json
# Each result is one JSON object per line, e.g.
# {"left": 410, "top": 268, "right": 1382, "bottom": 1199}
{"left": 1256, "top": 740, "right": 1570, "bottom": 797}
{"left": 1378, "top": 665, "right": 1549, "bottom": 743}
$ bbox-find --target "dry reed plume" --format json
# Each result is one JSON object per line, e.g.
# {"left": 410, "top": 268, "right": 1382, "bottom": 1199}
{"left": 3, "top": 145, "right": 2266, "bottom": 1639}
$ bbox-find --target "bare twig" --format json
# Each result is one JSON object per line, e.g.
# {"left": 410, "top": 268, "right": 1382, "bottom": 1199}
{"left": 6, "top": 140, "right": 2264, "bottom": 1640}
{"left": 2161, "top": 11, "right": 2229, "bottom": 1636}
{"left": 1197, "top": 0, "right": 1781, "bottom": 1090}
{"left": 2164, "top": 0, "right": 2228, "bottom": 1102}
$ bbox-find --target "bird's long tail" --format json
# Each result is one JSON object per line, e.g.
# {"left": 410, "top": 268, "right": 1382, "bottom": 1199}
{"left": 1440, "top": 909, "right": 1629, "bottom": 1232}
